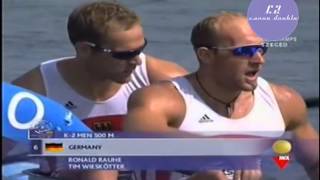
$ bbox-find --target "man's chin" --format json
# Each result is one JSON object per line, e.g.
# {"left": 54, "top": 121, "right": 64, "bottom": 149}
{"left": 241, "top": 76, "right": 258, "bottom": 90}
{"left": 242, "top": 83, "right": 257, "bottom": 91}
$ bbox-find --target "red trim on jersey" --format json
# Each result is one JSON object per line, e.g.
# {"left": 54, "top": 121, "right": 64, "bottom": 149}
{"left": 82, "top": 115, "right": 125, "bottom": 131}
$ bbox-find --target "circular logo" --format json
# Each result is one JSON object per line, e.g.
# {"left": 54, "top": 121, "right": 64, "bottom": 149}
{"left": 247, "top": 0, "right": 299, "bottom": 41}
{"left": 8, "top": 92, "right": 44, "bottom": 129}
{"left": 272, "top": 140, "right": 292, "bottom": 155}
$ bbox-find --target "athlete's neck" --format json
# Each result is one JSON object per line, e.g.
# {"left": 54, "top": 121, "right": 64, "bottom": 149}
{"left": 195, "top": 72, "right": 241, "bottom": 105}
{"left": 58, "top": 59, "right": 122, "bottom": 101}
{"left": 193, "top": 72, "right": 245, "bottom": 117}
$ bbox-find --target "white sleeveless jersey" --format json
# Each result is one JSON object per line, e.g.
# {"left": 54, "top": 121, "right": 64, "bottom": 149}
{"left": 38, "top": 54, "right": 150, "bottom": 175}
{"left": 139, "top": 77, "right": 286, "bottom": 180}
{"left": 171, "top": 77, "right": 285, "bottom": 137}
{"left": 40, "top": 53, "right": 150, "bottom": 131}
{"left": 141, "top": 77, "right": 286, "bottom": 180}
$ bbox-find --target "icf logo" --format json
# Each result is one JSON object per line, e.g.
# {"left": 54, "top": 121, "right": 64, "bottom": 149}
{"left": 272, "top": 139, "right": 292, "bottom": 170}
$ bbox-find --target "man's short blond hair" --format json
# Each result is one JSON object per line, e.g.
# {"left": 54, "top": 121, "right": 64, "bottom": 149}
{"left": 190, "top": 12, "right": 246, "bottom": 49}
{"left": 67, "top": 1, "right": 140, "bottom": 46}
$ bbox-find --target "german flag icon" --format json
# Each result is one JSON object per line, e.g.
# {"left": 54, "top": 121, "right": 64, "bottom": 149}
{"left": 45, "top": 143, "right": 64, "bottom": 153}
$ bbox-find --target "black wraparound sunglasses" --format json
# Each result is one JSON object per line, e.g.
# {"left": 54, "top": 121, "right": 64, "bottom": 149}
{"left": 85, "top": 39, "right": 148, "bottom": 60}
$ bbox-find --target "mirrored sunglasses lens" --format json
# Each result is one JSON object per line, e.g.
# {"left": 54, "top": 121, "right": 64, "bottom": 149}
{"left": 252, "top": 46, "right": 267, "bottom": 56}
{"left": 233, "top": 46, "right": 267, "bottom": 57}
{"left": 233, "top": 47, "right": 253, "bottom": 57}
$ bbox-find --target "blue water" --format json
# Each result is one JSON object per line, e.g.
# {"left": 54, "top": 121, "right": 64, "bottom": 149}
{"left": 3, "top": 0, "right": 319, "bottom": 179}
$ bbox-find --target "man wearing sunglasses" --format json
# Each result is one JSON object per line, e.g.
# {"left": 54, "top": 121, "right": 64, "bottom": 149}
{"left": 10, "top": 1, "right": 187, "bottom": 180}
{"left": 124, "top": 12, "right": 319, "bottom": 179}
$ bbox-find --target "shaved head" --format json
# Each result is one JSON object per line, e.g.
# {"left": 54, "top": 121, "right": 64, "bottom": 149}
{"left": 191, "top": 12, "right": 263, "bottom": 49}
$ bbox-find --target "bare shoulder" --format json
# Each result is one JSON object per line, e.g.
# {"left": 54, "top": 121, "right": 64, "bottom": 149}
{"left": 145, "top": 54, "right": 188, "bottom": 83}
{"left": 11, "top": 66, "right": 46, "bottom": 96}
{"left": 270, "top": 83, "right": 306, "bottom": 107}
{"left": 125, "top": 81, "right": 186, "bottom": 132}
{"left": 128, "top": 81, "right": 184, "bottom": 112}
{"left": 270, "top": 83, "right": 308, "bottom": 130}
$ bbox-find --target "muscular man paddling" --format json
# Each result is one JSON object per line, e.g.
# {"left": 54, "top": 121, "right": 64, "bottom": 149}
{"left": 125, "top": 12, "right": 319, "bottom": 180}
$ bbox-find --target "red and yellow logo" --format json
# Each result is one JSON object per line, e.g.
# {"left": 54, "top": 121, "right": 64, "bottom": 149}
{"left": 272, "top": 140, "right": 292, "bottom": 170}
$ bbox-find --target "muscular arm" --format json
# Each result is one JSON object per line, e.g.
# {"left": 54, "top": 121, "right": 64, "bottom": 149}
{"left": 11, "top": 66, "right": 46, "bottom": 95}
{"left": 272, "top": 84, "right": 319, "bottom": 180}
{"left": 146, "top": 55, "right": 188, "bottom": 83}
{"left": 124, "top": 82, "right": 184, "bottom": 132}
